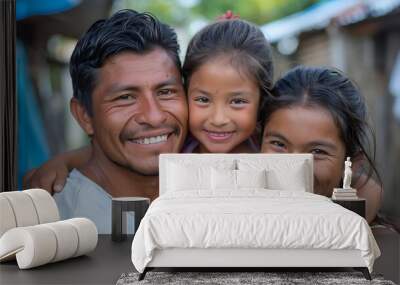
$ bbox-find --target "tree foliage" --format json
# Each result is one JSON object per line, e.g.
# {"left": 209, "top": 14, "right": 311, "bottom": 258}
{"left": 119, "top": 0, "right": 191, "bottom": 26}
{"left": 192, "top": 0, "right": 320, "bottom": 24}
{"left": 119, "top": 0, "right": 320, "bottom": 26}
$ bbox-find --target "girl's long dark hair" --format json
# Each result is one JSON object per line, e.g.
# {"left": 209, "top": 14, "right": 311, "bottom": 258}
{"left": 261, "top": 66, "right": 381, "bottom": 186}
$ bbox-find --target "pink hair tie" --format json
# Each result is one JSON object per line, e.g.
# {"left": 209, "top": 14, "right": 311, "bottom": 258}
{"left": 217, "top": 10, "right": 240, "bottom": 20}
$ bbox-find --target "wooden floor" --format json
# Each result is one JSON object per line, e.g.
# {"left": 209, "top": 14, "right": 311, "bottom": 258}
{"left": 0, "top": 230, "right": 398, "bottom": 284}
{"left": 372, "top": 226, "right": 400, "bottom": 284}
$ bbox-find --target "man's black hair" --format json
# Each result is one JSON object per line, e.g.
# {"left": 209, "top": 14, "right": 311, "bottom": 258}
{"left": 70, "top": 9, "right": 181, "bottom": 115}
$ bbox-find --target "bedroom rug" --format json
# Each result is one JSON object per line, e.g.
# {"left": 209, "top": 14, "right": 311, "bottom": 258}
{"left": 116, "top": 271, "right": 396, "bottom": 285}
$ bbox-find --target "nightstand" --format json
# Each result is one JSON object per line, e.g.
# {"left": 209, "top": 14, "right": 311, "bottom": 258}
{"left": 112, "top": 197, "right": 150, "bottom": 241}
{"left": 332, "top": 198, "right": 366, "bottom": 218}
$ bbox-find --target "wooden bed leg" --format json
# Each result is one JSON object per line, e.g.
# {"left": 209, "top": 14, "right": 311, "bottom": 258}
{"left": 354, "top": 267, "right": 371, "bottom": 280}
{"left": 138, "top": 268, "right": 148, "bottom": 281}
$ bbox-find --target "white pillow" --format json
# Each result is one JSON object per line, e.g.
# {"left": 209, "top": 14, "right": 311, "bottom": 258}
{"left": 211, "top": 169, "right": 267, "bottom": 190}
{"left": 211, "top": 168, "right": 237, "bottom": 190}
{"left": 236, "top": 169, "right": 267, "bottom": 188}
{"left": 166, "top": 159, "right": 236, "bottom": 192}
{"left": 266, "top": 166, "right": 308, "bottom": 191}
{"left": 238, "top": 158, "right": 311, "bottom": 192}
{"left": 167, "top": 162, "right": 211, "bottom": 191}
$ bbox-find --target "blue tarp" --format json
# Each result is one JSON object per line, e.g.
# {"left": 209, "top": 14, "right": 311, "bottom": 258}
{"left": 16, "top": 0, "right": 80, "bottom": 20}
{"left": 17, "top": 40, "right": 50, "bottom": 188}
{"left": 16, "top": 0, "right": 80, "bottom": 188}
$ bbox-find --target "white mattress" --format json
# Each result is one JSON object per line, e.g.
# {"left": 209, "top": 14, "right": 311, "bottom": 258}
{"left": 131, "top": 190, "right": 380, "bottom": 273}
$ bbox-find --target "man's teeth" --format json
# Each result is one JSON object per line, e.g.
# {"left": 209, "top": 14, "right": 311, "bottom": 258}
{"left": 132, "top": 134, "right": 168, "bottom": 145}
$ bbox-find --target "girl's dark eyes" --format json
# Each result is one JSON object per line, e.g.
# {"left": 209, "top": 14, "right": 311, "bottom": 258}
{"left": 192, "top": 96, "right": 250, "bottom": 107}
{"left": 270, "top": 140, "right": 285, "bottom": 148}
{"left": 265, "top": 139, "right": 287, "bottom": 153}
{"left": 230, "top": 98, "right": 248, "bottom": 105}
{"left": 194, "top": 96, "right": 209, "bottom": 104}
{"left": 311, "top": 149, "right": 328, "bottom": 155}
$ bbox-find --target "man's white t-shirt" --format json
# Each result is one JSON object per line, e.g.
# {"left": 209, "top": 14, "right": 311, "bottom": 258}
{"left": 54, "top": 169, "right": 135, "bottom": 234}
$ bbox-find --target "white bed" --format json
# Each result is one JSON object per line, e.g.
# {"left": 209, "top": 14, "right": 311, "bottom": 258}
{"left": 131, "top": 154, "right": 380, "bottom": 280}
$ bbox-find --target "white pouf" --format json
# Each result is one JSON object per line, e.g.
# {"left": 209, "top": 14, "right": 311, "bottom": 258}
{"left": 24, "top": 189, "right": 60, "bottom": 223}
{"left": 0, "top": 189, "right": 98, "bottom": 269}
{"left": 0, "top": 196, "right": 17, "bottom": 237}
{"left": 0, "top": 218, "right": 98, "bottom": 269}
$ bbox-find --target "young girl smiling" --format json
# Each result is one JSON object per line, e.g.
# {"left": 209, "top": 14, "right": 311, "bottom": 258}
{"left": 182, "top": 18, "right": 273, "bottom": 153}
{"left": 260, "top": 66, "right": 382, "bottom": 223}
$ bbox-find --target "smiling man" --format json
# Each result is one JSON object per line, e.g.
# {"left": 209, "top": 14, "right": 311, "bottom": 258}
{"left": 52, "top": 10, "right": 188, "bottom": 233}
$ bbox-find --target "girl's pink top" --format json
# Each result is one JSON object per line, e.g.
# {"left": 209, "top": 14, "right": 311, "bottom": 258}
{"left": 181, "top": 135, "right": 259, "bottom": 153}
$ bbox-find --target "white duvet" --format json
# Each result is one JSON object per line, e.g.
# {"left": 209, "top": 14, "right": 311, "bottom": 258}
{"left": 131, "top": 190, "right": 380, "bottom": 273}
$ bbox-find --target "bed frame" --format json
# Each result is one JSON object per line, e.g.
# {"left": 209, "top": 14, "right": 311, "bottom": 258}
{"left": 140, "top": 248, "right": 370, "bottom": 280}
{"left": 138, "top": 154, "right": 371, "bottom": 280}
